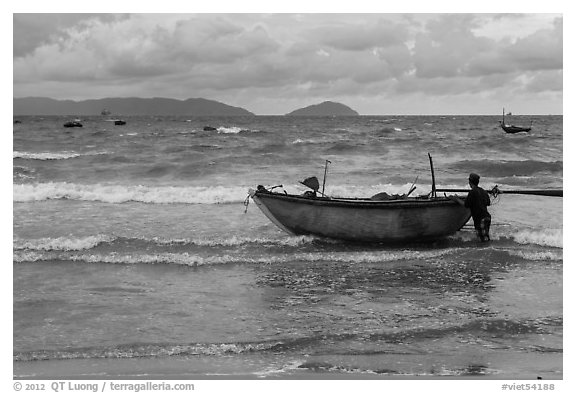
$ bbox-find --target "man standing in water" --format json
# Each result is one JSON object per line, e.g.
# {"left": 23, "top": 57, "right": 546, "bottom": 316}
{"left": 464, "top": 173, "right": 492, "bottom": 242}
{"left": 451, "top": 173, "right": 492, "bottom": 241}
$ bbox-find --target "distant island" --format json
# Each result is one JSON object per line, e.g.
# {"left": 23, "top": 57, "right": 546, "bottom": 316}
{"left": 286, "top": 101, "right": 359, "bottom": 116}
{"left": 13, "top": 97, "right": 255, "bottom": 116}
{"left": 13, "top": 97, "right": 362, "bottom": 116}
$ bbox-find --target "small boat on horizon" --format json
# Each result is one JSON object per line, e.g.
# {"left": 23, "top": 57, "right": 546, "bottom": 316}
{"left": 500, "top": 108, "right": 531, "bottom": 133}
{"left": 63, "top": 120, "right": 83, "bottom": 128}
{"left": 104, "top": 119, "right": 127, "bottom": 125}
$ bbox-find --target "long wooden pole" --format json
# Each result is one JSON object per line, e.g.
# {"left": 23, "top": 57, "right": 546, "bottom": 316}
{"left": 322, "top": 159, "right": 331, "bottom": 196}
{"left": 435, "top": 188, "right": 563, "bottom": 197}
{"left": 428, "top": 153, "right": 436, "bottom": 197}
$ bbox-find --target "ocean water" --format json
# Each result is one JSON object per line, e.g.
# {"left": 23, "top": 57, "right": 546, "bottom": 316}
{"left": 13, "top": 115, "right": 563, "bottom": 379}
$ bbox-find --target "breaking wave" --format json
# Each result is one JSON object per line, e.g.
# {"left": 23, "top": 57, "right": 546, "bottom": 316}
{"left": 201, "top": 126, "right": 258, "bottom": 134}
{"left": 13, "top": 181, "right": 441, "bottom": 204}
{"left": 13, "top": 182, "right": 249, "bottom": 204}
{"left": 217, "top": 126, "right": 246, "bottom": 134}
{"left": 14, "top": 234, "right": 116, "bottom": 251}
{"left": 13, "top": 234, "right": 319, "bottom": 252}
{"left": 14, "top": 341, "right": 284, "bottom": 361}
{"left": 13, "top": 151, "right": 107, "bottom": 160}
{"left": 512, "top": 228, "right": 563, "bottom": 248}
{"left": 13, "top": 248, "right": 461, "bottom": 266}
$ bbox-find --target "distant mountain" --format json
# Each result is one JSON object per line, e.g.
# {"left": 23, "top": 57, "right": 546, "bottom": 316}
{"left": 286, "top": 101, "right": 359, "bottom": 116}
{"left": 13, "top": 97, "right": 255, "bottom": 116}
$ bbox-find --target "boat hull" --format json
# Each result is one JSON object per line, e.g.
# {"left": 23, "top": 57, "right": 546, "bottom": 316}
{"left": 502, "top": 125, "right": 530, "bottom": 134}
{"left": 63, "top": 121, "right": 82, "bottom": 128}
{"left": 250, "top": 191, "right": 471, "bottom": 243}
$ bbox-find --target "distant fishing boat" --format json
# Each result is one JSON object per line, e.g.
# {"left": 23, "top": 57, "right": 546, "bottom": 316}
{"left": 114, "top": 120, "right": 126, "bottom": 126}
{"left": 63, "top": 121, "right": 83, "bottom": 128}
{"left": 248, "top": 155, "right": 472, "bottom": 243}
{"left": 500, "top": 108, "right": 531, "bottom": 133}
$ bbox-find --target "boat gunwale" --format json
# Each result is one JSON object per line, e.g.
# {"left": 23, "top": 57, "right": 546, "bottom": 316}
{"left": 253, "top": 190, "right": 464, "bottom": 209}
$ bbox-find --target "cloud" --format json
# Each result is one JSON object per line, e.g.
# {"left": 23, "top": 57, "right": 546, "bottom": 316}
{"left": 524, "top": 70, "right": 563, "bottom": 93}
{"left": 170, "top": 16, "right": 280, "bottom": 64}
{"left": 503, "top": 17, "right": 563, "bottom": 71}
{"left": 13, "top": 14, "right": 126, "bottom": 58}
{"left": 15, "top": 15, "right": 283, "bottom": 83}
{"left": 307, "top": 18, "right": 409, "bottom": 51}
{"left": 404, "top": 14, "right": 562, "bottom": 96}
{"left": 12, "top": 13, "right": 563, "bottom": 114}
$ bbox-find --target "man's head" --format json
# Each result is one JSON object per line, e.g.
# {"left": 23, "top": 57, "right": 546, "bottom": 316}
{"left": 469, "top": 173, "right": 480, "bottom": 186}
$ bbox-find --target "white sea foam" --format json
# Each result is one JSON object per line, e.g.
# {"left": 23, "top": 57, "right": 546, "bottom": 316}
{"left": 13, "top": 248, "right": 460, "bottom": 266}
{"left": 217, "top": 126, "right": 242, "bottom": 134}
{"left": 13, "top": 151, "right": 107, "bottom": 160}
{"left": 15, "top": 341, "right": 283, "bottom": 361}
{"left": 16, "top": 246, "right": 561, "bottom": 265}
{"left": 505, "top": 249, "right": 563, "bottom": 261}
{"left": 289, "top": 137, "right": 329, "bottom": 145}
{"left": 13, "top": 252, "right": 238, "bottom": 266}
{"left": 512, "top": 228, "right": 563, "bottom": 248}
{"left": 13, "top": 252, "right": 46, "bottom": 263}
{"left": 448, "top": 227, "right": 563, "bottom": 248}
{"left": 14, "top": 151, "right": 81, "bottom": 160}
{"left": 150, "top": 234, "right": 318, "bottom": 247}
{"left": 13, "top": 182, "right": 249, "bottom": 204}
{"left": 213, "top": 126, "right": 247, "bottom": 134}
{"left": 13, "top": 233, "right": 318, "bottom": 252}
{"left": 14, "top": 234, "right": 115, "bottom": 251}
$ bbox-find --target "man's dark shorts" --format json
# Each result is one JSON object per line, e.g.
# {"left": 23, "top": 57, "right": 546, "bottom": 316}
{"left": 476, "top": 216, "right": 491, "bottom": 242}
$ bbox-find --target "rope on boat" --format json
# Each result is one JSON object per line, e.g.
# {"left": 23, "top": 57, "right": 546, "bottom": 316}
{"left": 491, "top": 191, "right": 502, "bottom": 206}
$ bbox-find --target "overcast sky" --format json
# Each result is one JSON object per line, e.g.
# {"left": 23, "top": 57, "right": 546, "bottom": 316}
{"left": 13, "top": 12, "right": 563, "bottom": 115}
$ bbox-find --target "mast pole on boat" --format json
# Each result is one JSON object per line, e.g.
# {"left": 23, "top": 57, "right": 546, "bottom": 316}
{"left": 428, "top": 153, "right": 436, "bottom": 198}
{"left": 322, "top": 159, "right": 331, "bottom": 196}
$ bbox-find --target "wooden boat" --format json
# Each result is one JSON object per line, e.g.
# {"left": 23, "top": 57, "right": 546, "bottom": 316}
{"left": 249, "top": 155, "right": 474, "bottom": 243}
{"left": 249, "top": 187, "right": 471, "bottom": 242}
{"left": 500, "top": 108, "right": 531, "bottom": 133}
{"left": 248, "top": 154, "right": 563, "bottom": 242}
{"left": 114, "top": 120, "right": 126, "bottom": 125}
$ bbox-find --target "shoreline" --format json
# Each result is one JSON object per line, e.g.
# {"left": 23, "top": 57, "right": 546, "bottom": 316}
{"left": 14, "top": 350, "right": 563, "bottom": 380}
